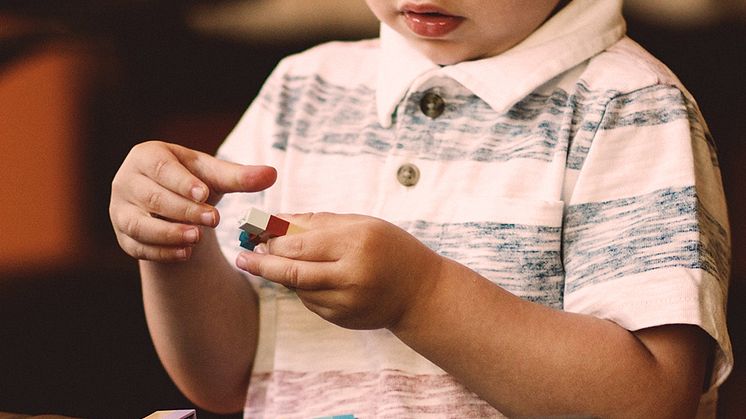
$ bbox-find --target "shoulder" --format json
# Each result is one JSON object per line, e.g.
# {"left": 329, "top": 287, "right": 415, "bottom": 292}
{"left": 568, "top": 36, "right": 705, "bottom": 135}
{"left": 271, "top": 38, "right": 381, "bottom": 87}
{"left": 579, "top": 37, "right": 688, "bottom": 98}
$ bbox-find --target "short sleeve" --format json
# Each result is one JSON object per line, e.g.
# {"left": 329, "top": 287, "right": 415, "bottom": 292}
{"left": 561, "top": 84, "right": 733, "bottom": 389}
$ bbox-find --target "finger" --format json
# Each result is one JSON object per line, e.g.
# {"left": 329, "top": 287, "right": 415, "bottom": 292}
{"left": 236, "top": 252, "right": 338, "bottom": 290}
{"left": 112, "top": 205, "right": 201, "bottom": 247}
{"left": 167, "top": 143, "right": 277, "bottom": 199}
{"left": 126, "top": 141, "right": 214, "bottom": 204}
{"left": 127, "top": 174, "right": 218, "bottom": 227}
{"left": 116, "top": 232, "right": 193, "bottom": 262}
{"left": 265, "top": 228, "right": 342, "bottom": 262}
{"left": 279, "top": 212, "right": 360, "bottom": 231}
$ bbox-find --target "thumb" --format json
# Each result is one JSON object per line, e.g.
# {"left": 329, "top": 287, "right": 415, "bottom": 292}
{"left": 169, "top": 143, "right": 277, "bottom": 202}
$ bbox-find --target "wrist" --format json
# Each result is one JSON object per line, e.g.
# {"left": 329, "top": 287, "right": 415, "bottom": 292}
{"left": 388, "top": 255, "right": 460, "bottom": 336}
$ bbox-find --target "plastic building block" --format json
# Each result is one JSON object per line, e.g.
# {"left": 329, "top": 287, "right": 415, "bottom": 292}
{"left": 238, "top": 207, "right": 302, "bottom": 250}
{"left": 265, "top": 215, "right": 290, "bottom": 237}
{"left": 239, "top": 230, "right": 257, "bottom": 250}
{"left": 239, "top": 207, "right": 270, "bottom": 236}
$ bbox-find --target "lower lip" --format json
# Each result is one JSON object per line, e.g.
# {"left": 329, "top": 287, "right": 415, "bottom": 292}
{"left": 402, "top": 11, "right": 464, "bottom": 38}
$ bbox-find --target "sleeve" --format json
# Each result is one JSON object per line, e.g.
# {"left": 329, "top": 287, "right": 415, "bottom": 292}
{"left": 561, "top": 83, "right": 733, "bottom": 389}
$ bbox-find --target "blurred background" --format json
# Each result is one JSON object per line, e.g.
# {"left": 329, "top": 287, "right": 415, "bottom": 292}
{"left": 0, "top": 1, "right": 743, "bottom": 417}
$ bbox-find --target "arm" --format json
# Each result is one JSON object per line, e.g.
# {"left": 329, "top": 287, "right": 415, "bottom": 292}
{"left": 110, "top": 141, "right": 276, "bottom": 413}
{"left": 139, "top": 230, "right": 258, "bottom": 413}
{"left": 391, "top": 257, "right": 711, "bottom": 418}
{"left": 238, "top": 213, "right": 712, "bottom": 418}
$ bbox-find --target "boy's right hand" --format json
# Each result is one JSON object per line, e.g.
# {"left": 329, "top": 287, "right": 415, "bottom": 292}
{"left": 109, "top": 140, "right": 277, "bottom": 262}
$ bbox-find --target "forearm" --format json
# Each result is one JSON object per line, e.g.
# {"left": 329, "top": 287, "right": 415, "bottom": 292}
{"left": 390, "top": 258, "right": 709, "bottom": 418}
{"left": 140, "top": 228, "right": 258, "bottom": 413}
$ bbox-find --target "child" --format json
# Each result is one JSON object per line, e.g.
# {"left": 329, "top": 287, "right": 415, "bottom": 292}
{"left": 109, "top": 0, "right": 732, "bottom": 417}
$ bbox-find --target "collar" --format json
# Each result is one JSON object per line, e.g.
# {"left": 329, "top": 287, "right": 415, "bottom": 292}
{"left": 376, "top": 0, "right": 626, "bottom": 128}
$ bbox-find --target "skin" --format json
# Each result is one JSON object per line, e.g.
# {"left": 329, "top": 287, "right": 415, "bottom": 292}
{"left": 110, "top": 141, "right": 276, "bottom": 412}
{"left": 240, "top": 214, "right": 711, "bottom": 417}
{"left": 109, "top": 2, "right": 713, "bottom": 416}
{"left": 364, "top": 0, "right": 566, "bottom": 64}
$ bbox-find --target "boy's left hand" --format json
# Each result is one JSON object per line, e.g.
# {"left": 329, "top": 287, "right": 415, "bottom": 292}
{"left": 236, "top": 212, "right": 444, "bottom": 330}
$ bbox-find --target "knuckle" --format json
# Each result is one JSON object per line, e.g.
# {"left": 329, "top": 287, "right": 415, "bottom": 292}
{"left": 285, "top": 263, "right": 302, "bottom": 289}
{"left": 123, "top": 215, "right": 143, "bottom": 238}
{"left": 131, "top": 244, "right": 148, "bottom": 260}
{"left": 296, "top": 211, "right": 319, "bottom": 223}
{"left": 114, "top": 232, "right": 131, "bottom": 253}
{"left": 168, "top": 226, "right": 187, "bottom": 243}
{"left": 158, "top": 247, "right": 179, "bottom": 261}
{"left": 135, "top": 140, "right": 164, "bottom": 153}
{"left": 108, "top": 203, "right": 120, "bottom": 226}
{"left": 110, "top": 175, "right": 123, "bottom": 194}
{"left": 146, "top": 190, "right": 163, "bottom": 213}
{"left": 286, "top": 236, "right": 305, "bottom": 258}
{"left": 131, "top": 140, "right": 152, "bottom": 153}
{"left": 151, "top": 155, "right": 172, "bottom": 180}
{"left": 356, "top": 227, "right": 376, "bottom": 250}
{"left": 310, "top": 211, "right": 331, "bottom": 222}
{"left": 183, "top": 203, "right": 203, "bottom": 222}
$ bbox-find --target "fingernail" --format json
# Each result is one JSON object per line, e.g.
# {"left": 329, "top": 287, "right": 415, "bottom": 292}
{"left": 254, "top": 243, "right": 268, "bottom": 254}
{"left": 191, "top": 186, "right": 207, "bottom": 202}
{"left": 236, "top": 253, "right": 248, "bottom": 269}
{"left": 184, "top": 228, "right": 199, "bottom": 243}
{"left": 201, "top": 212, "right": 215, "bottom": 225}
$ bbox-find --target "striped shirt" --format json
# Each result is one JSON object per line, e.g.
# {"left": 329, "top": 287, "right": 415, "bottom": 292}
{"left": 214, "top": 0, "right": 732, "bottom": 417}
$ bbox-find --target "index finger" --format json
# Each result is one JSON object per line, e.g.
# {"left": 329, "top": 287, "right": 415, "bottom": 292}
{"left": 168, "top": 143, "right": 277, "bottom": 201}
{"left": 265, "top": 228, "right": 341, "bottom": 262}
{"left": 128, "top": 141, "right": 213, "bottom": 203}
{"left": 279, "top": 212, "right": 365, "bottom": 231}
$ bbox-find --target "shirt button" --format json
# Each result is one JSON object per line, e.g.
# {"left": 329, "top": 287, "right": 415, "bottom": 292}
{"left": 419, "top": 91, "right": 445, "bottom": 119}
{"left": 397, "top": 163, "right": 420, "bottom": 187}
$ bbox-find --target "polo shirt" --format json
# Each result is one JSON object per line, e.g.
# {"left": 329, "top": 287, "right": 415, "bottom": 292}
{"left": 214, "top": 0, "right": 732, "bottom": 417}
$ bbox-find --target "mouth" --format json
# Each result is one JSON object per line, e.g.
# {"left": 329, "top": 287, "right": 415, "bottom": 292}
{"left": 400, "top": 4, "right": 464, "bottom": 38}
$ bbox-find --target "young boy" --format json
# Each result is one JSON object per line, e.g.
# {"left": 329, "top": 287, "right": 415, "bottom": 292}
{"left": 109, "top": 0, "right": 732, "bottom": 417}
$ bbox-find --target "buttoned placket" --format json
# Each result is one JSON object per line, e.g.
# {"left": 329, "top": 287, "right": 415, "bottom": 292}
{"left": 372, "top": 76, "right": 454, "bottom": 218}
{"left": 395, "top": 84, "right": 450, "bottom": 188}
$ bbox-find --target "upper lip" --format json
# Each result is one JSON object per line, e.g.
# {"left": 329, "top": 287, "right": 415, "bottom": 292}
{"left": 400, "top": 3, "right": 458, "bottom": 17}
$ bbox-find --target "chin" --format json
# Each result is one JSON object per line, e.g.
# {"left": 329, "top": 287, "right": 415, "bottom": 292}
{"left": 420, "top": 46, "right": 474, "bottom": 66}
{"left": 412, "top": 39, "right": 488, "bottom": 65}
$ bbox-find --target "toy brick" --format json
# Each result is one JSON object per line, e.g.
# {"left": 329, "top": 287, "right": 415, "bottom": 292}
{"left": 238, "top": 207, "right": 270, "bottom": 235}
{"left": 239, "top": 230, "right": 257, "bottom": 250}
{"left": 237, "top": 207, "right": 304, "bottom": 251}
{"left": 265, "top": 215, "right": 290, "bottom": 237}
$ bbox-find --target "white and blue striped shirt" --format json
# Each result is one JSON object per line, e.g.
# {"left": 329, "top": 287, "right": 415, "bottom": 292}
{"left": 215, "top": 1, "right": 732, "bottom": 417}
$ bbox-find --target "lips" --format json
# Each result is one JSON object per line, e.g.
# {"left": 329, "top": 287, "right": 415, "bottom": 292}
{"left": 401, "top": 4, "right": 464, "bottom": 38}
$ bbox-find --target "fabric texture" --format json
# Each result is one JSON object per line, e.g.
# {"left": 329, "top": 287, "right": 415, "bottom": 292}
{"left": 213, "top": 0, "right": 732, "bottom": 417}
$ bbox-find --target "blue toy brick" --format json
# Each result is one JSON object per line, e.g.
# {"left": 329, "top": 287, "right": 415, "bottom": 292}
{"left": 239, "top": 230, "right": 256, "bottom": 250}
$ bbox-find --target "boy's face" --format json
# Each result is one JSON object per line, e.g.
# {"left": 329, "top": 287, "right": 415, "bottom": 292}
{"left": 366, "top": 0, "right": 563, "bottom": 65}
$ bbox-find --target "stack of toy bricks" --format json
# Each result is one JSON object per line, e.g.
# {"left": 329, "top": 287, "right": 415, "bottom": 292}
{"left": 238, "top": 208, "right": 302, "bottom": 250}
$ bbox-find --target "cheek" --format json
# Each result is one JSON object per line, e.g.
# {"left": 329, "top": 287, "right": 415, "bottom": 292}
{"left": 364, "top": 0, "right": 391, "bottom": 23}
